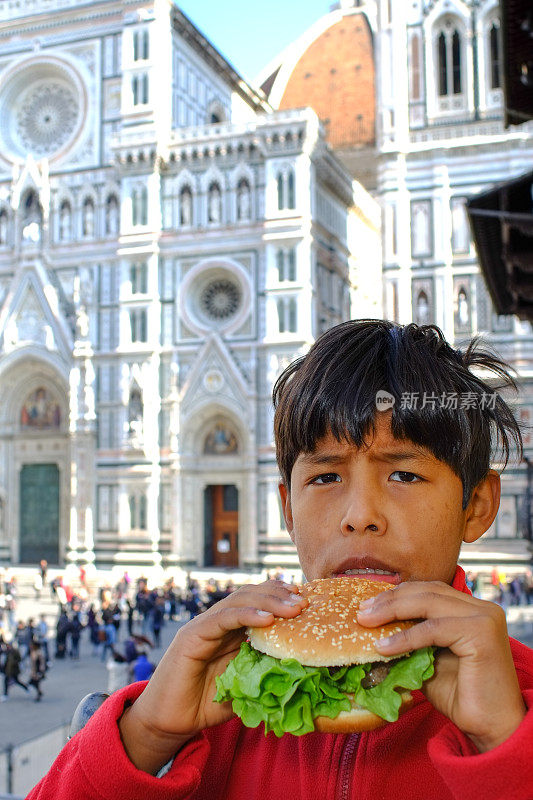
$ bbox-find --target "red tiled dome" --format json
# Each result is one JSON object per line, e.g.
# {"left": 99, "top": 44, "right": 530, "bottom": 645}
{"left": 276, "top": 12, "right": 375, "bottom": 149}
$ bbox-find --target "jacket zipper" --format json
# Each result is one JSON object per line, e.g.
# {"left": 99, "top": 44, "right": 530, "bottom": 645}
{"left": 336, "top": 734, "right": 360, "bottom": 800}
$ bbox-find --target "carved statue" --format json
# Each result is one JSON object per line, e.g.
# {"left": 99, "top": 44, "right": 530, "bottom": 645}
{"left": 208, "top": 184, "right": 222, "bottom": 223}
{"left": 21, "top": 191, "right": 42, "bottom": 243}
{"left": 180, "top": 188, "right": 192, "bottom": 226}
{"left": 59, "top": 203, "right": 71, "bottom": 241}
{"left": 106, "top": 196, "right": 119, "bottom": 235}
{"left": 83, "top": 199, "right": 95, "bottom": 237}
{"left": 0, "top": 211, "right": 7, "bottom": 244}
{"left": 237, "top": 181, "right": 251, "bottom": 220}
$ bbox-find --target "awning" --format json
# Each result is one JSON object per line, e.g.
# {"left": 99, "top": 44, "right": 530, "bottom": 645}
{"left": 467, "top": 170, "right": 533, "bottom": 321}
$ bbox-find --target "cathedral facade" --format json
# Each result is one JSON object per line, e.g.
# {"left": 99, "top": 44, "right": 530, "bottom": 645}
{"left": 0, "top": 0, "right": 379, "bottom": 572}
{"left": 261, "top": 0, "right": 533, "bottom": 569}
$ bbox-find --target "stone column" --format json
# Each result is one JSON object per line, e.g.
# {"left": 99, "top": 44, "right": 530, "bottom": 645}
{"left": 67, "top": 329, "right": 96, "bottom": 568}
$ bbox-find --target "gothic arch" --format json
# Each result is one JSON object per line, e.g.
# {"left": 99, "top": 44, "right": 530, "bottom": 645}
{"left": 0, "top": 354, "right": 68, "bottom": 430}
{"left": 423, "top": 2, "right": 474, "bottom": 119}
{"left": 181, "top": 402, "right": 249, "bottom": 459}
{"left": 200, "top": 164, "right": 225, "bottom": 193}
{"left": 206, "top": 100, "right": 227, "bottom": 124}
{"left": 229, "top": 162, "right": 254, "bottom": 191}
{"left": 477, "top": 0, "right": 503, "bottom": 110}
{"left": 173, "top": 167, "right": 197, "bottom": 194}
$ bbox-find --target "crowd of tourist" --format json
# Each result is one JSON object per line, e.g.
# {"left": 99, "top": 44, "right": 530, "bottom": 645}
{"left": 0, "top": 566, "right": 238, "bottom": 703}
{"left": 466, "top": 568, "right": 533, "bottom": 606}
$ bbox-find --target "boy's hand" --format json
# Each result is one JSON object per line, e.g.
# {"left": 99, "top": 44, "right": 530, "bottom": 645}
{"left": 357, "top": 581, "right": 526, "bottom": 753}
{"left": 119, "top": 581, "right": 307, "bottom": 775}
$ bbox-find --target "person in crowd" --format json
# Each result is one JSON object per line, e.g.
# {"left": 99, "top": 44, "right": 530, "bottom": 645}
{"left": 135, "top": 581, "right": 154, "bottom": 636}
{"left": 465, "top": 571, "right": 478, "bottom": 596}
{"left": 526, "top": 570, "right": 533, "bottom": 605}
{"left": 106, "top": 647, "right": 130, "bottom": 695}
{"left": 101, "top": 617, "right": 117, "bottom": 663}
{"left": 55, "top": 608, "right": 71, "bottom": 659}
{"left": 49, "top": 574, "right": 59, "bottom": 602}
{"left": 79, "top": 565, "right": 88, "bottom": 593}
{"left": 69, "top": 607, "right": 83, "bottom": 659}
{"left": 125, "top": 597, "right": 135, "bottom": 637}
{"left": 85, "top": 603, "right": 100, "bottom": 656}
{"left": 54, "top": 577, "right": 68, "bottom": 608}
{"left": 131, "top": 649, "right": 155, "bottom": 682}
{"left": 123, "top": 634, "right": 152, "bottom": 666}
{"left": 28, "top": 640, "right": 46, "bottom": 702}
{"left": 26, "top": 617, "right": 36, "bottom": 655}
{"left": 33, "top": 570, "right": 43, "bottom": 599}
{"left": 183, "top": 579, "right": 205, "bottom": 619}
{"left": 1, "top": 640, "right": 29, "bottom": 701}
{"left": 36, "top": 613, "right": 50, "bottom": 665}
{"left": 14, "top": 619, "right": 28, "bottom": 660}
{"left": 111, "top": 598, "right": 122, "bottom": 638}
{"left": 0, "top": 631, "right": 7, "bottom": 674}
{"left": 149, "top": 594, "right": 165, "bottom": 648}
{"left": 4, "top": 585, "right": 16, "bottom": 632}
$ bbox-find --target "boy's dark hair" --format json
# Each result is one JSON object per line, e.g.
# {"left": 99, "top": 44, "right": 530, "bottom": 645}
{"left": 273, "top": 320, "right": 523, "bottom": 508}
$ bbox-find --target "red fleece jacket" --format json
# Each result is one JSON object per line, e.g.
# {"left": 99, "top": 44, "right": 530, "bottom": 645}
{"left": 27, "top": 568, "right": 533, "bottom": 800}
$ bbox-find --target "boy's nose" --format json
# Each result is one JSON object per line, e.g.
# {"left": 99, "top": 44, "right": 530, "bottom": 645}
{"left": 340, "top": 499, "right": 386, "bottom": 537}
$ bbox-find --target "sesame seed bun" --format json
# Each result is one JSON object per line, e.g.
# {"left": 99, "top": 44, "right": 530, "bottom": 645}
{"left": 248, "top": 577, "right": 418, "bottom": 733}
{"left": 248, "top": 576, "right": 416, "bottom": 667}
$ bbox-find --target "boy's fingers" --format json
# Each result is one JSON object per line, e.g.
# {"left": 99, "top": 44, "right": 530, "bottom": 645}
{"left": 357, "top": 581, "right": 486, "bottom": 626}
{"left": 373, "top": 612, "right": 505, "bottom": 658}
{"left": 199, "top": 606, "right": 278, "bottom": 640}
{"left": 221, "top": 582, "right": 307, "bottom": 613}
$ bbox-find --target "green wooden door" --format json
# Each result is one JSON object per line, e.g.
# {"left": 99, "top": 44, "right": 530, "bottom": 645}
{"left": 20, "top": 464, "right": 60, "bottom": 564}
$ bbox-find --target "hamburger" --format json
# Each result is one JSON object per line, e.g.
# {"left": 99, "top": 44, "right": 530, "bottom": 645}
{"left": 214, "top": 577, "right": 434, "bottom": 737}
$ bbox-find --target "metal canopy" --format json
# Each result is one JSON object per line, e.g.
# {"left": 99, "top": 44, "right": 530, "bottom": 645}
{"left": 467, "top": 170, "right": 533, "bottom": 321}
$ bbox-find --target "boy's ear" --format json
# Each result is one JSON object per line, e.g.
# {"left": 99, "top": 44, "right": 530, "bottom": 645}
{"left": 278, "top": 482, "right": 294, "bottom": 540}
{"left": 462, "top": 469, "right": 501, "bottom": 544}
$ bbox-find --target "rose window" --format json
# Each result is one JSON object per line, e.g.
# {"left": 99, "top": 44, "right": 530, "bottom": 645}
{"left": 0, "top": 58, "right": 86, "bottom": 162}
{"left": 16, "top": 83, "right": 79, "bottom": 156}
{"left": 200, "top": 279, "right": 241, "bottom": 320}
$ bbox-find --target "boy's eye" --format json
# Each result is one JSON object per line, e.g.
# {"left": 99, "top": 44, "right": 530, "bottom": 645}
{"left": 389, "top": 471, "right": 422, "bottom": 483}
{"left": 311, "top": 473, "right": 341, "bottom": 485}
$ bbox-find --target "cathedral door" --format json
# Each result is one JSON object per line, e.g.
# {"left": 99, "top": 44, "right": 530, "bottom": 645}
{"left": 204, "top": 484, "right": 239, "bottom": 567}
{"left": 19, "top": 464, "right": 60, "bottom": 564}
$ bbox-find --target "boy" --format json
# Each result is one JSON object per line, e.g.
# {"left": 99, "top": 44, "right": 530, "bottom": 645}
{"left": 28, "top": 321, "right": 533, "bottom": 799}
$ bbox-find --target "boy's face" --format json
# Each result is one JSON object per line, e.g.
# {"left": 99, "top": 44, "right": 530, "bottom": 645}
{"left": 279, "top": 412, "right": 497, "bottom": 585}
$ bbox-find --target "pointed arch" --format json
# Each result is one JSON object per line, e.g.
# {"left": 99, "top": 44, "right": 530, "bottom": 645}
{"left": 179, "top": 185, "right": 193, "bottom": 226}
{"left": 105, "top": 193, "right": 119, "bottom": 235}
{"left": 20, "top": 189, "right": 42, "bottom": 243}
{"left": 82, "top": 196, "right": 95, "bottom": 238}
{"left": 58, "top": 200, "right": 72, "bottom": 242}
{"left": 276, "top": 163, "right": 297, "bottom": 211}
{"left": 207, "top": 182, "right": 222, "bottom": 224}
{"left": 131, "top": 183, "right": 148, "bottom": 227}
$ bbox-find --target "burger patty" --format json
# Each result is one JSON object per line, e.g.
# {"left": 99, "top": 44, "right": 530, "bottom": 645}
{"left": 360, "top": 661, "right": 393, "bottom": 688}
{"left": 328, "top": 658, "right": 399, "bottom": 689}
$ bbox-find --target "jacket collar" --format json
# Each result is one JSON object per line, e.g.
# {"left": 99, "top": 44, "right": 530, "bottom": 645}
{"left": 451, "top": 564, "right": 471, "bottom": 595}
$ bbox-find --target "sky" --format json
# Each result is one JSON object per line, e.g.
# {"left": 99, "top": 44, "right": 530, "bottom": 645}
{"left": 175, "top": 0, "right": 333, "bottom": 84}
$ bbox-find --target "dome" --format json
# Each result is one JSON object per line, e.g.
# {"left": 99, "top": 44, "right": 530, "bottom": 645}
{"left": 260, "top": 10, "right": 376, "bottom": 152}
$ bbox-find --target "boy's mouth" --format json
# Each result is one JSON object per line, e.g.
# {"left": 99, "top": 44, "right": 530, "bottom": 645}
{"left": 332, "top": 559, "right": 401, "bottom": 584}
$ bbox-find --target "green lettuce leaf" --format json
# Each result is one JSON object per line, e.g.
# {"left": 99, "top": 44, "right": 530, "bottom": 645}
{"left": 214, "top": 642, "right": 434, "bottom": 737}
